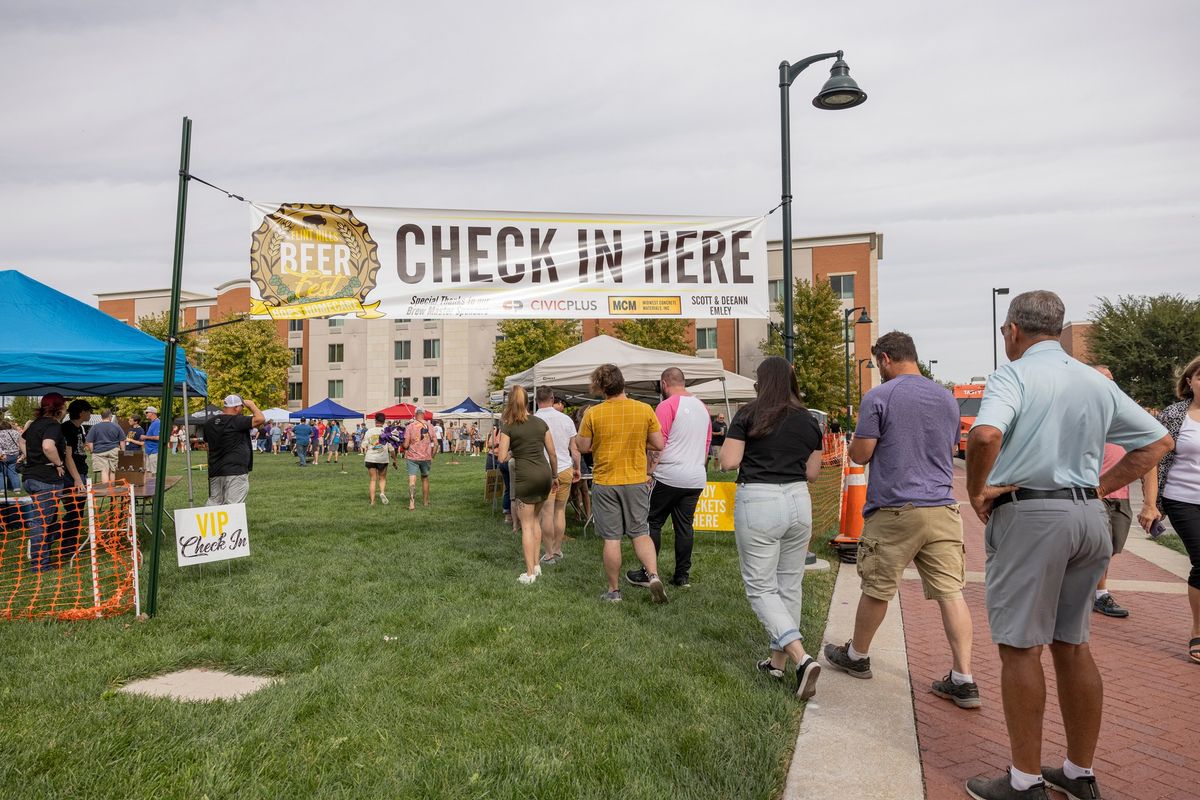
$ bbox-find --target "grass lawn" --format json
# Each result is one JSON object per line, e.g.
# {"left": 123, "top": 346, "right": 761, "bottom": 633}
{"left": 0, "top": 450, "right": 841, "bottom": 800}
{"left": 1152, "top": 531, "right": 1189, "bottom": 557}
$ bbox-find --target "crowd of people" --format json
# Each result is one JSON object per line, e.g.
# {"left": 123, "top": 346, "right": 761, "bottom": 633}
{"left": 4, "top": 288, "right": 1199, "bottom": 800}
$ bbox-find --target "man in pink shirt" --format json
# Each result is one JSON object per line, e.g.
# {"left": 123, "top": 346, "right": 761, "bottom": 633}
{"left": 1093, "top": 365, "right": 1158, "bottom": 618}
{"left": 627, "top": 367, "right": 712, "bottom": 589}
{"left": 403, "top": 409, "right": 435, "bottom": 510}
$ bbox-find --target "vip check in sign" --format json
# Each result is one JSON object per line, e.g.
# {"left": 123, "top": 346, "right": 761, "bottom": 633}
{"left": 692, "top": 482, "right": 736, "bottom": 532}
{"left": 174, "top": 503, "right": 250, "bottom": 566}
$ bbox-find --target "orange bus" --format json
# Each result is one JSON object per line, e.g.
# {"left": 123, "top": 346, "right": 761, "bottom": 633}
{"left": 953, "top": 383, "right": 986, "bottom": 457}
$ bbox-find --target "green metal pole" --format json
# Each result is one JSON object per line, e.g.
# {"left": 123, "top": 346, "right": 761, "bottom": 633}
{"left": 146, "top": 116, "right": 192, "bottom": 617}
{"left": 844, "top": 310, "right": 852, "bottom": 427}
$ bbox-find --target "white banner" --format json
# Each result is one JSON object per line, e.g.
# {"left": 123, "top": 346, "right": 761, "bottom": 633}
{"left": 174, "top": 503, "right": 250, "bottom": 566}
{"left": 249, "top": 204, "right": 767, "bottom": 319}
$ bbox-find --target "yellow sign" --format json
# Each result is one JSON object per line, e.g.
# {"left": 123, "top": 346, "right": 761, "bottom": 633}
{"left": 608, "top": 296, "right": 682, "bottom": 315}
{"left": 692, "top": 481, "right": 736, "bottom": 532}
{"left": 250, "top": 203, "right": 383, "bottom": 320}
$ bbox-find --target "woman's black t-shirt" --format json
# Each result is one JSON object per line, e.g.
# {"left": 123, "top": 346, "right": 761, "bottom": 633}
{"left": 23, "top": 417, "right": 66, "bottom": 483}
{"left": 726, "top": 405, "right": 822, "bottom": 484}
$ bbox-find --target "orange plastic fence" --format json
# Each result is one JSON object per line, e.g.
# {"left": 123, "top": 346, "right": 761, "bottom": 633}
{"left": 808, "top": 434, "right": 848, "bottom": 536}
{"left": 1, "top": 480, "right": 140, "bottom": 621}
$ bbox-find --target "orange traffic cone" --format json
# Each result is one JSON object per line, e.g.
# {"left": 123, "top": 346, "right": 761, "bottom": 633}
{"left": 831, "top": 460, "right": 866, "bottom": 563}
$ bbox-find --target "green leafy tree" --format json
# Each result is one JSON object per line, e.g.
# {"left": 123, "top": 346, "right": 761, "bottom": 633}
{"left": 1089, "top": 294, "right": 1200, "bottom": 408}
{"left": 489, "top": 319, "right": 581, "bottom": 391}
{"left": 5, "top": 396, "right": 38, "bottom": 425}
{"left": 200, "top": 316, "right": 290, "bottom": 408}
{"left": 761, "top": 279, "right": 846, "bottom": 414}
{"left": 611, "top": 319, "right": 696, "bottom": 355}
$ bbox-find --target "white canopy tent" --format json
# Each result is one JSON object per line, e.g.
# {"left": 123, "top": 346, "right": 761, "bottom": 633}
{"left": 504, "top": 334, "right": 732, "bottom": 417}
{"left": 262, "top": 407, "right": 291, "bottom": 423}
{"left": 689, "top": 371, "right": 758, "bottom": 404}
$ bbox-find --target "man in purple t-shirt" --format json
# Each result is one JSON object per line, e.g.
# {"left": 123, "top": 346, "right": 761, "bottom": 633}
{"left": 823, "top": 331, "right": 980, "bottom": 711}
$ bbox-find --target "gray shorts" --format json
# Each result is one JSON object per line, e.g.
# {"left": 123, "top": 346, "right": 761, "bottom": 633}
{"left": 208, "top": 474, "right": 249, "bottom": 506}
{"left": 984, "top": 498, "right": 1111, "bottom": 648}
{"left": 592, "top": 482, "right": 651, "bottom": 541}
{"left": 1103, "top": 497, "right": 1132, "bottom": 554}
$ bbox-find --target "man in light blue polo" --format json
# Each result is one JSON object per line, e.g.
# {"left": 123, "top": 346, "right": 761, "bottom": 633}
{"left": 964, "top": 290, "right": 1172, "bottom": 800}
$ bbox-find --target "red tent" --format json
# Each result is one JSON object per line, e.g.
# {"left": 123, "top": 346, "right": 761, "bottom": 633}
{"left": 371, "top": 403, "right": 432, "bottom": 421}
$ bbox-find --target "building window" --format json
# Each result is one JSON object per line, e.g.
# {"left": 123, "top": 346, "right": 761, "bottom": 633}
{"left": 423, "top": 376, "right": 440, "bottom": 397}
{"left": 394, "top": 377, "right": 411, "bottom": 399}
{"left": 829, "top": 274, "right": 855, "bottom": 301}
{"left": 768, "top": 279, "right": 784, "bottom": 306}
{"left": 328, "top": 380, "right": 344, "bottom": 399}
{"left": 495, "top": 335, "right": 506, "bottom": 344}
{"left": 394, "top": 340, "right": 411, "bottom": 360}
{"left": 195, "top": 318, "right": 211, "bottom": 331}
{"left": 328, "top": 343, "right": 344, "bottom": 363}
{"left": 328, "top": 318, "right": 345, "bottom": 329}
{"left": 696, "top": 327, "right": 718, "bottom": 350}
{"left": 288, "top": 319, "right": 304, "bottom": 332}
{"left": 394, "top": 318, "right": 411, "bottom": 325}
{"left": 287, "top": 382, "right": 303, "bottom": 401}
{"left": 291, "top": 347, "right": 303, "bottom": 367}
{"left": 423, "top": 338, "right": 441, "bottom": 359}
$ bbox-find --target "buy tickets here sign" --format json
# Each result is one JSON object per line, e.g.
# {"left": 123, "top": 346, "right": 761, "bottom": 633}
{"left": 692, "top": 482, "right": 736, "bottom": 532}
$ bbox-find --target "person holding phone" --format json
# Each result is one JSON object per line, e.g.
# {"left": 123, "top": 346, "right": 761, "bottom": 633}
{"left": 1141, "top": 355, "right": 1200, "bottom": 665}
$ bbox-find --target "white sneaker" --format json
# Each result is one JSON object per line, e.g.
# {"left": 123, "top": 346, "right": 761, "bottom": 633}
{"left": 380, "top": 493, "right": 389, "bottom": 505}
{"left": 518, "top": 572, "right": 537, "bottom": 585}
{"left": 534, "top": 565, "right": 542, "bottom": 577}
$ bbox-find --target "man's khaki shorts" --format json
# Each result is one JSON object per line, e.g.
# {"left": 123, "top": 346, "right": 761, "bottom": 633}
{"left": 857, "top": 504, "right": 966, "bottom": 601}
{"left": 92, "top": 449, "right": 119, "bottom": 476}
{"left": 553, "top": 468, "right": 572, "bottom": 502}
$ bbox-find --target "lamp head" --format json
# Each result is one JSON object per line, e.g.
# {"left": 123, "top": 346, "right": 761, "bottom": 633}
{"left": 866, "top": 359, "right": 876, "bottom": 369}
{"left": 856, "top": 310, "right": 872, "bottom": 325}
{"left": 994, "top": 287, "right": 1010, "bottom": 296}
{"left": 813, "top": 57, "right": 867, "bottom": 110}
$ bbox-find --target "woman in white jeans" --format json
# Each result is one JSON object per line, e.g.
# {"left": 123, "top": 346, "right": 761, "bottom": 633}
{"left": 720, "top": 356, "right": 824, "bottom": 699}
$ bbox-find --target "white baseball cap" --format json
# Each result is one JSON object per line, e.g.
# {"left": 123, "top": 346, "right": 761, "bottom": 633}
{"left": 223, "top": 394, "right": 244, "bottom": 407}
{"left": 144, "top": 406, "right": 158, "bottom": 414}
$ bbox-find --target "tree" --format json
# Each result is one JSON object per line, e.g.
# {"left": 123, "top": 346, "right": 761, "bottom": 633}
{"left": 5, "top": 396, "right": 38, "bottom": 425}
{"left": 200, "top": 316, "right": 291, "bottom": 408}
{"left": 760, "top": 279, "right": 847, "bottom": 414}
{"left": 611, "top": 319, "right": 695, "bottom": 355}
{"left": 1089, "top": 294, "right": 1200, "bottom": 408}
{"left": 488, "top": 319, "right": 581, "bottom": 391}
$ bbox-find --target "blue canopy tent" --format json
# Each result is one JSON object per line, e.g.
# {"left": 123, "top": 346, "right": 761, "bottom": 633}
{"left": 0, "top": 270, "right": 207, "bottom": 397}
{"left": 437, "top": 397, "right": 489, "bottom": 416}
{"left": 289, "top": 397, "right": 363, "bottom": 420}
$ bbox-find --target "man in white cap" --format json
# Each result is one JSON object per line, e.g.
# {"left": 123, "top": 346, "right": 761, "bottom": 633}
{"left": 202, "top": 394, "right": 265, "bottom": 505}
{"left": 142, "top": 406, "right": 161, "bottom": 474}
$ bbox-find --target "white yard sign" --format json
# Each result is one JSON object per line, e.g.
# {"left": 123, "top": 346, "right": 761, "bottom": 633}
{"left": 174, "top": 503, "right": 250, "bottom": 566}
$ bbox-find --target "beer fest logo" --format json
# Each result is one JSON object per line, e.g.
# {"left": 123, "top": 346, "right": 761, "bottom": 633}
{"left": 250, "top": 203, "right": 384, "bottom": 319}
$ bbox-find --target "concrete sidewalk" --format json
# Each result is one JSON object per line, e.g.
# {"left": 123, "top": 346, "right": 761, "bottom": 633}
{"left": 783, "top": 562, "right": 924, "bottom": 799}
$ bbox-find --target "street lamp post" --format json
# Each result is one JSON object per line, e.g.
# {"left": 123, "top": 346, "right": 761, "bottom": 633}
{"left": 928, "top": 359, "right": 938, "bottom": 379}
{"left": 857, "top": 358, "right": 875, "bottom": 400}
{"left": 844, "top": 306, "right": 872, "bottom": 423}
{"left": 779, "top": 51, "right": 867, "bottom": 364}
{"left": 992, "top": 288, "right": 1010, "bottom": 370}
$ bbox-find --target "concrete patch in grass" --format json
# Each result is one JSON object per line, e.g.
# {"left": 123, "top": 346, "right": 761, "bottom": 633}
{"left": 118, "top": 668, "right": 278, "bottom": 702}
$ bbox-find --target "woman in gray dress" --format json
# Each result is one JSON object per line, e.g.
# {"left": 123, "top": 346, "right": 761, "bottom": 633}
{"left": 497, "top": 385, "right": 559, "bottom": 585}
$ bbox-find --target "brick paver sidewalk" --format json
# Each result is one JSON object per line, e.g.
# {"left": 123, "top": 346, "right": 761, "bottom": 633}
{"left": 901, "top": 470, "right": 1199, "bottom": 800}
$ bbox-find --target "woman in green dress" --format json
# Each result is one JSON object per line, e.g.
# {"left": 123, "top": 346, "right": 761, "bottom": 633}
{"left": 497, "top": 385, "right": 559, "bottom": 584}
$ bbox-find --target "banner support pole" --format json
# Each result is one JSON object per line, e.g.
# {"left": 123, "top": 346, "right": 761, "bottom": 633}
{"left": 147, "top": 115, "right": 192, "bottom": 617}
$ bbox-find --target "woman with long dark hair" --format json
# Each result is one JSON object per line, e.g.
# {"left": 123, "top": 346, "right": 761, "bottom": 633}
{"left": 1142, "top": 355, "right": 1200, "bottom": 663}
{"left": 497, "top": 385, "right": 559, "bottom": 584}
{"left": 20, "top": 393, "right": 70, "bottom": 572}
{"left": 720, "top": 356, "right": 824, "bottom": 699}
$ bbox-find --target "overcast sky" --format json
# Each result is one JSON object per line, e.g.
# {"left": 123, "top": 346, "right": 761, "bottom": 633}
{"left": 3, "top": 1, "right": 1196, "bottom": 382}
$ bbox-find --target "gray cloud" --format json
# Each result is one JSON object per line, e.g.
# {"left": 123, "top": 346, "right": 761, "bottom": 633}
{"left": 1, "top": 0, "right": 1196, "bottom": 381}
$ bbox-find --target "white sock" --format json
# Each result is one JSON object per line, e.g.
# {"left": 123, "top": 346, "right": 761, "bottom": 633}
{"left": 1095, "top": 589, "right": 1109, "bottom": 600}
{"left": 1062, "top": 758, "right": 1094, "bottom": 780}
{"left": 1009, "top": 766, "right": 1043, "bottom": 791}
{"left": 848, "top": 643, "right": 869, "bottom": 661}
{"left": 951, "top": 669, "right": 974, "bottom": 685}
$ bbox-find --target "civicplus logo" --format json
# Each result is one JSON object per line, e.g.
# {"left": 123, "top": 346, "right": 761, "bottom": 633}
{"left": 501, "top": 300, "right": 524, "bottom": 311}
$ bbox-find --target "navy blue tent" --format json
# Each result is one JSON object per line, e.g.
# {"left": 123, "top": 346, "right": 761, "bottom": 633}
{"left": 437, "top": 397, "right": 489, "bottom": 415}
{"left": 289, "top": 397, "right": 362, "bottom": 420}
{"left": 0, "top": 270, "right": 207, "bottom": 397}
